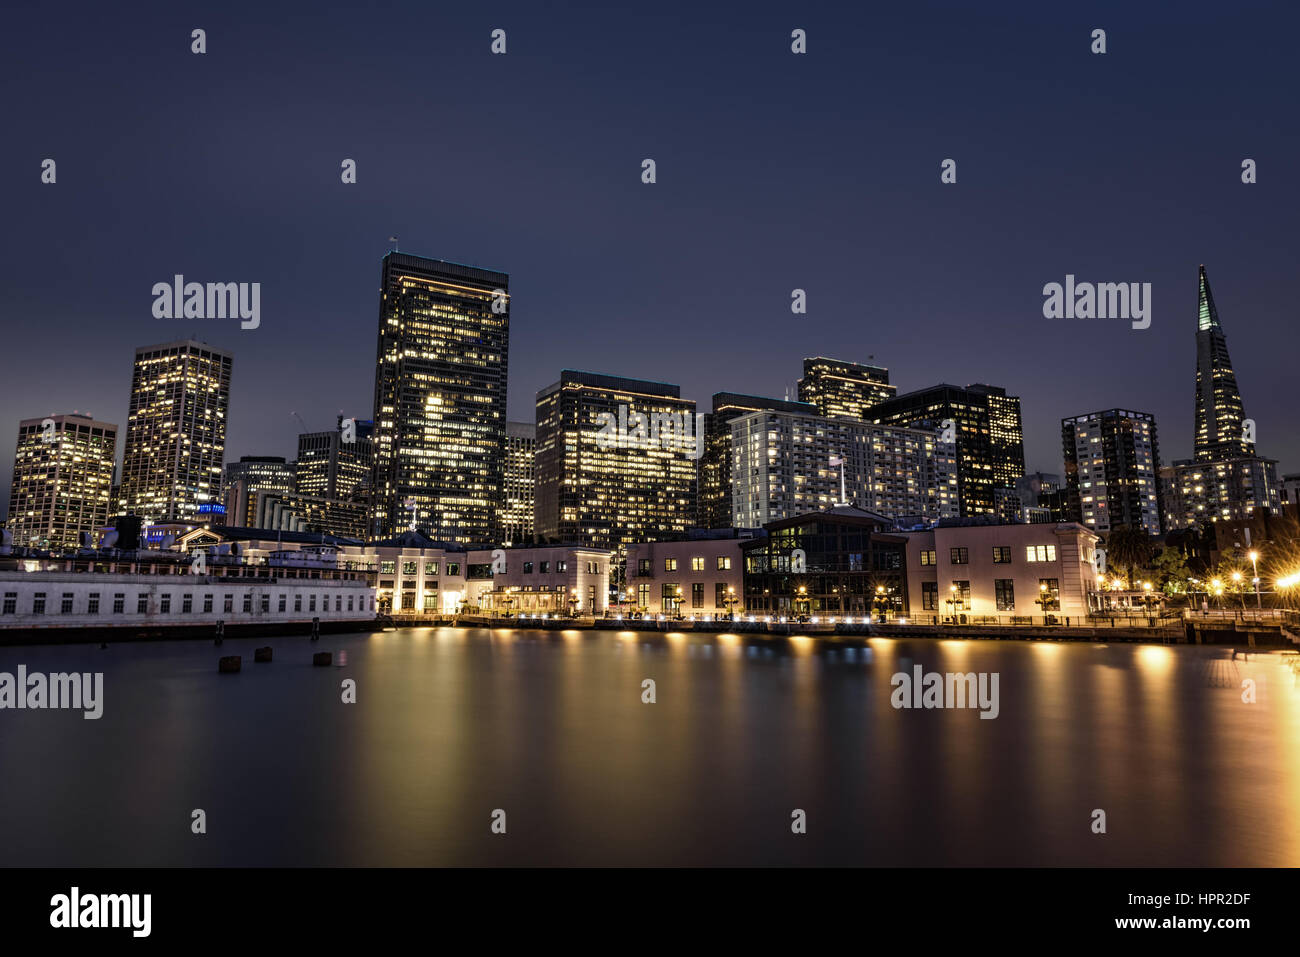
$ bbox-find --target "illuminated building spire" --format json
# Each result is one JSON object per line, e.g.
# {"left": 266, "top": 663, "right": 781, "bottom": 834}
{"left": 1193, "top": 265, "right": 1251, "bottom": 461}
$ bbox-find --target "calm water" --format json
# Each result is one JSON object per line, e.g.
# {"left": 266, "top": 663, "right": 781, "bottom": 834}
{"left": 1, "top": 627, "right": 1297, "bottom": 866}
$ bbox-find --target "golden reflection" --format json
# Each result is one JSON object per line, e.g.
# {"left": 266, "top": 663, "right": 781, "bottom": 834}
{"left": 1135, "top": 644, "right": 1174, "bottom": 674}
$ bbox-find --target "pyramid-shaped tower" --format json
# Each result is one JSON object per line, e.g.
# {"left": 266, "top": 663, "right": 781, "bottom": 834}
{"left": 1193, "top": 265, "right": 1253, "bottom": 462}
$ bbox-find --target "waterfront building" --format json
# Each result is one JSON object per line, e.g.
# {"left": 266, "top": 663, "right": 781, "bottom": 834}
{"left": 729, "top": 409, "right": 958, "bottom": 528}
{"left": 623, "top": 530, "right": 756, "bottom": 616}
{"left": 0, "top": 548, "right": 374, "bottom": 634}
{"left": 698, "top": 392, "right": 816, "bottom": 529}
{"left": 338, "top": 530, "right": 488, "bottom": 615}
{"left": 296, "top": 416, "right": 374, "bottom": 500}
{"left": 118, "top": 340, "right": 233, "bottom": 524}
{"left": 899, "top": 521, "right": 1099, "bottom": 623}
{"left": 1061, "top": 409, "right": 1163, "bottom": 535}
{"left": 479, "top": 543, "right": 611, "bottom": 616}
{"left": 868, "top": 382, "right": 1025, "bottom": 517}
{"left": 6, "top": 413, "right": 117, "bottom": 552}
{"left": 371, "top": 252, "right": 509, "bottom": 542}
{"left": 223, "top": 456, "right": 297, "bottom": 527}
{"left": 501, "top": 421, "right": 536, "bottom": 545}
{"left": 797, "top": 357, "right": 895, "bottom": 421}
{"left": 534, "top": 371, "right": 698, "bottom": 553}
{"left": 740, "top": 506, "right": 908, "bottom": 618}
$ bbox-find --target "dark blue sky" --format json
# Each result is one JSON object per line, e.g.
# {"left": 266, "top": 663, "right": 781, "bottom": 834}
{"left": 3, "top": 0, "right": 1298, "bottom": 514}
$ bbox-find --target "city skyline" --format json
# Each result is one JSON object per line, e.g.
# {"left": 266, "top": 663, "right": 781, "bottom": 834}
{"left": 0, "top": 256, "right": 1291, "bottom": 530}
{"left": 3, "top": 3, "right": 1296, "bottom": 521}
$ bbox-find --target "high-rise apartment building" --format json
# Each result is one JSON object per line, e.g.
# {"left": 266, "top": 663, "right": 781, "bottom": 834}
{"left": 534, "top": 371, "right": 697, "bottom": 552}
{"left": 371, "top": 252, "right": 509, "bottom": 543}
{"left": 1061, "top": 409, "right": 1163, "bottom": 535}
{"left": 867, "top": 383, "right": 1025, "bottom": 517}
{"left": 797, "top": 357, "right": 896, "bottom": 421}
{"left": 1160, "top": 457, "right": 1280, "bottom": 530}
{"left": 222, "top": 456, "right": 298, "bottom": 527}
{"left": 729, "top": 409, "right": 958, "bottom": 528}
{"left": 1194, "top": 265, "right": 1252, "bottom": 462}
{"left": 698, "top": 392, "right": 817, "bottom": 529}
{"left": 118, "top": 339, "right": 233, "bottom": 524}
{"left": 502, "top": 421, "right": 536, "bottom": 544}
{"left": 297, "top": 416, "right": 374, "bottom": 499}
{"left": 6, "top": 413, "right": 117, "bottom": 551}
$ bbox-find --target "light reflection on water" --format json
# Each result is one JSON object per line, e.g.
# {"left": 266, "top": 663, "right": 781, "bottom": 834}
{"left": 0, "top": 628, "right": 1296, "bottom": 866}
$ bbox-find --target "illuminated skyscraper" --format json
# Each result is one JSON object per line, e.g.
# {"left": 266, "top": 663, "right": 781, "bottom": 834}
{"left": 534, "top": 371, "right": 697, "bottom": 552}
{"left": 698, "top": 392, "right": 816, "bottom": 529}
{"left": 729, "top": 409, "right": 958, "bottom": 528}
{"left": 868, "top": 383, "right": 1025, "bottom": 517}
{"left": 371, "top": 252, "right": 509, "bottom": 542}
{"left": 1061, "top": 409, "right": 1163, "bottom": 535}
{"left": 297, "top": 416, "right": 374, "bottom": 499}
{"left": 797, "top": 357, "right": 896, "bottom": 421}
{"left": 6, "top": 413, "right": 117, "bottom": 551}
{"left": 1194, "top": 265, "right": 1252, "bottom": 462}
{"left": 501, "top": 421, "right": 536, "bottom": 545}
{"left": 118, "top": 340, "right": 232, "bottom": 524}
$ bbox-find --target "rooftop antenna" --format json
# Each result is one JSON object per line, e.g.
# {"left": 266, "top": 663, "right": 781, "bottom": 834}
{"left": 388, "top": 236, "right": 399, "bottom": 253}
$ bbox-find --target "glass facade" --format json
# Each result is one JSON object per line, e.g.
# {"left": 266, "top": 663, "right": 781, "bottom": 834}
{"left": 371, "top": 252, "right": 509, "bottom": 542}
{"left": 7, "top": 413, "right": 117, "bottom": 551}
{"left": 119, "top": 340, "right": 232, "bottom": 524}
{"left": 741, "top": 510, "right": 908, "bottom": 617}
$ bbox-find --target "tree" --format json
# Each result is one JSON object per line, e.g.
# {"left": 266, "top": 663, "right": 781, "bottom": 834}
{"left": 1151, "top": 546, "right": 1191, "bottom": 597}
{"left": 1105, "top": 525, "right": 1154, "bottom": 589}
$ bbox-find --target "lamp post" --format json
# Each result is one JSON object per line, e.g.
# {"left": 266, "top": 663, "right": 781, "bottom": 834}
{"left": 1142, "top": 581, "right": 1153, "bottom": 622}
{"left": 1249, "top": 549, "right": 1261, "bottom": 611}
{"left": 568, "top": 587, "right": 579, "bottom": 618}
{"left": 1035, "top": 582, "right": 1050, "bottom": 625}
{"left": 1231, "top": 570, "right": 1244, "bottom": 612}
{"left": 795, "top": 585, "right": 809, "bottom": 619}
{"left": 946, "top": 583, "right": 958, "bottom": 622}
{"left": 723, "top": 585, "right": 740, "bottom": 620}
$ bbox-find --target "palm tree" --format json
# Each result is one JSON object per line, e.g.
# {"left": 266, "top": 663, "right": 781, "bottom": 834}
{"left": 1105, "top": 525, "right": 1154, "bottom": 590}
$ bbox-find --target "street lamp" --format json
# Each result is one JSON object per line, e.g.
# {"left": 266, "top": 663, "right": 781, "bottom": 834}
{"left": 1035, "top": 582, "right": 1053, "bottom": 625}
{"left": 1249, "top": 549, "right": 1261, "bottom": 610}
{"left": 945, "top": 583, "right": 959, "bottom": 622}
{"left": 568, "top": 587, "right": 579, "bottom": 617}
{"left": 723, "top": 585, "right": 741, "bottom": 620}
{"left": 795, "top": 585, "right": 809, "bottom": 619}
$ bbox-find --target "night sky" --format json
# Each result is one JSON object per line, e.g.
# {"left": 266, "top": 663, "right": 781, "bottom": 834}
{"left": 3, "top": 0, "right": 1298, "bottom": 515}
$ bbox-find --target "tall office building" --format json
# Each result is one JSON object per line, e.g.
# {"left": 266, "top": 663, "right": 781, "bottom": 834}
{"left": 1061, "top": 409, "right": 1163, "bottom": 535}
{"left": 501, "top": 421, "right": 536, "bottom": 544}
{"left": 6, "top": 413, "right": 117, "bottom": 551}
{"left": 222, "top": 455, "right": 298, "bottom": 527}
{"left": 1194, "top": 265, "right": 1252, "bottom": 462}
{"left": 868, "top": 383, "right": 1025, "bottom": 517}
{"left": 1159, "top": 267, "right": 1279, "bottom": 530}
{"left": 534, "top": 371, "right": 697, "bottom": 551}
{"left": 698, "top": 392, "right": 817, "bottom": 529}
{"left": 371, "top": 252, "right": 509, "bottom": 542}
{"left": 797, "top": 357, "right": 896, "bottom": 421}
{"left": 730, "top": 409, "right": 959, "bottom": 528}
{"left": 297, "top": 416, "right": 374, "bottom": 499}
{"left": 118, "top": 339, "right": 233, "bottom": 524}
